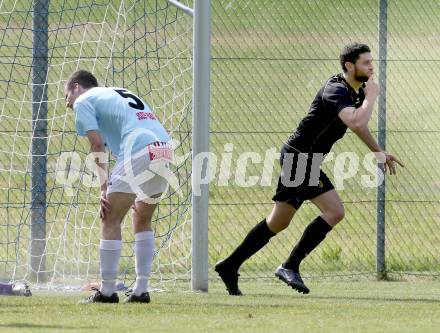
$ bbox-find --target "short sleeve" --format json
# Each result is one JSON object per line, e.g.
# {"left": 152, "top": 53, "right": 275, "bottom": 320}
{"left": 74, "top": 100, "right": 99, "bottom": 136}
{"left": 322, "top": 83, "right": 354, "bottom": 114}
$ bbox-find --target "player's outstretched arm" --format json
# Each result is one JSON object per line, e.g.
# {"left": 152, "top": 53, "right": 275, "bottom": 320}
{"left": 338, "top": 76, "right": 403, "bottom": 175}
{"left": 382, "top": 152, "right": 404, "bottom": 175}
{"left": 337, "top": 120, "right": 404, "bottom": 175}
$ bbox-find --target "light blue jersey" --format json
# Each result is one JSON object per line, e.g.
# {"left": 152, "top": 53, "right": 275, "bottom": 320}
{"left": 74, "top": 87, "right": 170, "bottom": 159}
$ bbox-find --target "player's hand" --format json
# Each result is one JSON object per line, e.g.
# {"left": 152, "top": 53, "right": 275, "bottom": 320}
{"left": 364, "top": 75, "right": 379, "bottom": 100}
{"left": 100, "top": 190, "right": 111, "bottom": 219}
{"left": 384, "top": 153, "right": 404, "bottom": 175}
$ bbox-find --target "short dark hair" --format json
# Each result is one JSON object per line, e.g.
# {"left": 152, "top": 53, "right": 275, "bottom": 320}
{"left": 340, "top": 43, "right": 371, "bottom": 72}
{"left": 66, "top": 70, "right": 98, "bottom": 89}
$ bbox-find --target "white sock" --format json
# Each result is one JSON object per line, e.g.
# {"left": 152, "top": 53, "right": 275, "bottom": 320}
{"left": 133, "top": 231, "right": 155, "bottom": 296}
{"left": 99, "top": 239, "right": 122, "bottom": 297}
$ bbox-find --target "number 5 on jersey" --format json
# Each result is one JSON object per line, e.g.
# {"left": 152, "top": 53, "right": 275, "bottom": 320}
{"left": 114, "top": 89, "right": 145, "bottom": 110}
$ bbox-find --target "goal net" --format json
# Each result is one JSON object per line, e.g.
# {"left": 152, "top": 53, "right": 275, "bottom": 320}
{"left": 0, "top": 0, "right": 193, "bottom": 290}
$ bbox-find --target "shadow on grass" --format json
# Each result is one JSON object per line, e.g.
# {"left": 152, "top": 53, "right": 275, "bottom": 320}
{"left": 0, "top": 302, "right": 79, "bottom": 309}
{"left": 0, "top": 323, "right": 96, "bottom": 330}
{"left": 303, "top": 294, "right": 440, "bottom": 304}
{"left": 163, "top": 289, "right": 440, "bottom": 308}
{"left": 230, "top": 292, "right": 440, "bottom": 305}
{"left": 160, "top": 294, "right": 440, "bottom": 310}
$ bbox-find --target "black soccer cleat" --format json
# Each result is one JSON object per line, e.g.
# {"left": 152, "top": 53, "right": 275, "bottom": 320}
{"left": 123, "top": 290, "right": 151, "bottom": 303}
{"left": 79, "top": 288, "right": 119, "bottom": 304}
{"left": 214, "top": 260, "right": 243, "bottom": 296}
{"left": 275, "top": 265, "right": 310, "bottom": 294}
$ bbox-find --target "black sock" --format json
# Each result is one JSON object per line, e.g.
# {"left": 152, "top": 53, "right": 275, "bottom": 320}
{"left": 283, "top": 216, "right": 332, "bottom": 273}
{"left": 223, "top": 219, "right": 276, "bottom": 272}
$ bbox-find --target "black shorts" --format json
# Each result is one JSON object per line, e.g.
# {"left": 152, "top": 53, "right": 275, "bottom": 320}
{"left": 272, "top": 144, "right": 334, "bottom": 210}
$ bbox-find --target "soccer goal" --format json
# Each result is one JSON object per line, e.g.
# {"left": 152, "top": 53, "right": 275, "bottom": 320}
{"left": 0, "top": 0, "right": 210, "bottom": 291}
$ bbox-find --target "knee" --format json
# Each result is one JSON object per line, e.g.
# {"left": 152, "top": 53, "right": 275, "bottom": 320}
{"left": 324, "top": 205, "right": 345, "bottom": 225}
{"left": 266, "top": 216, "right": 290, "bottom": 233}
{"left": 266, "top": 202, "right": 296, "bottom": 233}
{"left": 100, "top": 218, "right": 122, "bottom": 239}
{"left": 133, "top": 210, "right": 153, "bottom": 225}
{"left": 335, "top": 205, "right": 345, "bottom": 222}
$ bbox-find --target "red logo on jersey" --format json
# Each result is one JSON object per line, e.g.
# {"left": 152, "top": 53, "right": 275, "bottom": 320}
{"left": 136, "top": 112, "right": 157, "bottom": 121}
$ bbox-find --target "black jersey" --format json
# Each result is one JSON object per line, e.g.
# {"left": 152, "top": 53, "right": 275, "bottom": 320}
{"left": 286, "top": 74, "right": 365, "bottom": 155}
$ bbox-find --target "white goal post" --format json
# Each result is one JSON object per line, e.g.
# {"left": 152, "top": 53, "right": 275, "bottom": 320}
{"left": 169, "top": 0, "right": 211, "bottom": 292}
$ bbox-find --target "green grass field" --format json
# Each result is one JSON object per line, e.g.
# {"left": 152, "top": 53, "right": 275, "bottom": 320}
{"left": 1, "top": 280, "right": 440, "bottom": 333}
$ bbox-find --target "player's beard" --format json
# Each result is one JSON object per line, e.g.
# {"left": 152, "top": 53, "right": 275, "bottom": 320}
{"left": 354, "top": 68, "right": 369, "bottom": 82}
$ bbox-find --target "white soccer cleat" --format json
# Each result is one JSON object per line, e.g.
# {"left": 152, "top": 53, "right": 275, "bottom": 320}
{"left": 11, "top": 283, "right": 32, "bottom": 297}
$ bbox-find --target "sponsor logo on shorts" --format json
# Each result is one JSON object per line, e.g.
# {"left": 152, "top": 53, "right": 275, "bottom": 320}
{"left": 147, "top": 143, "right": 173, "bottom": 161}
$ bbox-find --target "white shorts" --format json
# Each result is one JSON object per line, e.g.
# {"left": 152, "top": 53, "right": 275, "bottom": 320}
{"left": 107, "top": 142, "right": 173, "bottom": 203}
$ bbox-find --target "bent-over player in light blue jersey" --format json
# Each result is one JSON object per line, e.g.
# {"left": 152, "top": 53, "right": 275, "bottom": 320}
{"left": 74, "top": 86, "right": 170, "bottom": 160}
{"left": 65, "top": 70, "right": 173, "bottom": 304}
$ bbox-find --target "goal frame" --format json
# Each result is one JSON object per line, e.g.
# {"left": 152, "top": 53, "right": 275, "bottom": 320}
{"left": 29, "top": 0, "right": 211, "bottom": 292}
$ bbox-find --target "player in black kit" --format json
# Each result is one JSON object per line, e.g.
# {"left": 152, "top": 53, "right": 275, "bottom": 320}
{"left": 215, "top": 43, "right": 403, "bottom": 295}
